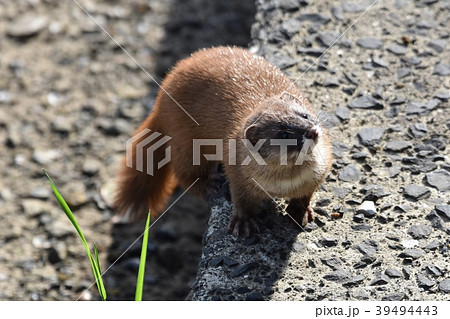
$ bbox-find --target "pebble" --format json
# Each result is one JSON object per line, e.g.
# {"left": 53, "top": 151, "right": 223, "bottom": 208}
{"left": 246, "top": 291, "right": 264, "bottom": 301}
{"left": 426, "top": 265, "right": 442, "bottom": 277}
{"left": 348, "top": 96, "right": 383, "bottom": 109}
{"left": 82, "top": 159, "right": 101, "bottom": 176}
{"left": 385, "top": 268, "right": 402, "bottom": 278}
{"left": 297, "top": 13, "right": 331, "bottom": 25}
{"left": 331, "top": 6, "right": 344, "bottom": 20}
{"left": 44, "top": 219, "right": 75, "bottom": 238}
{"left": 357, "top": 127, "right": 385, "bottom": 146}
{"left": 269, "top": 54, "right": 297, "bottom": 70}
{"left": 432, "top": 64, "right": 450, "bottom": 76}
{"left": 356, "top": 37, "right": 382, "bottom": 49}
{"left": 417, "top": 274, "right": 434, "bottom": 289}
{"left": 7, "top": 14, "right": 49, "bottom": 38}
{"left": 407, "top": 225, "right": 432, "bottom": 239}
{"left": 435, "top": 205, "right": 450, "bottom": 222}
{"left": 427, "top": 39, "right": 446, "bottom": 53}
{"left": 281, "top": 18, "right": 301, "bottom": 37}
{"left": 321, "top": 257, "right": 342, "bottom": 270}
{"left": 338, "top": 164, "right": 361, "bottom": 182}
{"left": 356, "top": 201, "right": 376, "bottom": 218}
{"left": 384, "top": 140, "right": 412, "bottom": 152}
{"left": 382, "top": 292, "right": 405, "bottom": 301}
{"left": 342, "top": 1, "right": 367, "bottom": 13}
{"left": 51, "top": 117, "right": 73, "bottom": 134}
{"left": 323, "top": 270, "right": 352, "bottom": 282}
{"left": 439, "top": 280, "right": 450, "bottom": 293}
{"left": 320, "top": 238, "right": 338, "bottom": 247}
{"left": 22, "top": 199, "right": 52, "bottom": 217}
{"left": 29, "top": 187, "right": 51, "bottom": 200}
{"left": 335, "top": 107, "right": 350, "bottom": 121}
{"left": 408, "top": 123, "right": 428, "bottom": 138}
{"left": 386, "top": 44, "right": 407, "bottom": 55}
{"left": 397, "top": 68, "right": 411, "bottom": 79}
{"left": 62, "top": 182, "right": 89, "bottom": 207}
{"left": 32, "top": 149, "right": 62, "bottom": 165}
{"left": 425, "top": 170, "right": 450, "bottom": 192}
{"left": 407, "top": 99, "right": 441, "bottom": 116}
{"left": 275, "top": 0, "right": 302, "bottom": 11}
{"left": 403, "top": 184, "right": 431, "bottom": 200}
{"left": 398, "top": 248, "right": 424, "bottom": 259}
{"left": 372, "top": 57, "right": 388, "bottom": 68}
{"left": 370, "top": 273, "right": 389, "bottom": 286}
{"left": 354, "top": 240, "right": 379, "bottom": 256}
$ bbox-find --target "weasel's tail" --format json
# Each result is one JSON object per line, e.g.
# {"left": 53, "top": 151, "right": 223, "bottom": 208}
{"left": 114, "top": 112, "right": 177, "bottom": 221}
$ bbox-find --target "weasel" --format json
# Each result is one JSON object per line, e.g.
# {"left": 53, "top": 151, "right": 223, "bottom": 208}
{"left": 114, "top": 46, "right": 332, "bottom": 236}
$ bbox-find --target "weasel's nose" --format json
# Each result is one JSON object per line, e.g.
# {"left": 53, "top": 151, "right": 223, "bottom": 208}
{"left": 305, "top": 128, "right": 319, "bottom": 140}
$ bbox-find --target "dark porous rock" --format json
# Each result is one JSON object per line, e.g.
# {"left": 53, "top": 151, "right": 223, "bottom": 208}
{"left": 222, "top": 256, "right": 239, "bottom": 267}
{"left": 353, "top": 214, "right": 365, "bottom": 223}
{"left": 432, "top": 64, "right": 450, "bottom": 76}
{"left": 407, "top": 224, "right": 432, "bottom": 239}
{"left": 435, "top": 205, "right": 450, "bottom": 222}
{"left": 387, "top": 44, "right": 407, "bottom": 55}
{"left": 382, "top": 292, "right": 406, "bottom": 301}
{"left": 348, "top": 96, "right": 383, "bottom": 109}
{"left": 354, "top": 240, "right": 379, "bottom": 256}
{"left": 246, "top": 291, "right": 264, "bottom": 301}
{"left": 385, "top": 268, "right": 402, "bottom": 278}
{"left": 408, "top": 123, "right": 428, "bottom": 138}
{"left": 402, "top": 156, "right": 419, "bottom": 165}
{"left": 403, "top": 184, "right": 431, "bottom": 200}
{"left": 356, "top": 201, "right": 376, "bottom": 218}
{"left": 426, "top": 169, "right": 450, "bottom": 192}
{"left": 427, "top": 39, "right": 446, "bottom": 53}
{"left": 370, "top": 273, "right": 390, "bottom": 286}
{"left": 398, "top": 248, "right": 424, "bottom": 260}
{"left": 384, "top": 140, "right": 412, "bottom": 152}
{"left": 7, "top": 14, "right": 49, "bottom": 38}
{"left": 335, "top": 107, "right": 350, "bottom": 121}
{"left": 406, "top": 99, "right": 441, "bottom": 116}
{"left": 417, "top": 274, "right": 435, "bottom": 289}
{"left": 357, "top": 37, "right": 382, "bottom": 49}
{"left": 357, "top": 127, "right": 385, "bottom": 146}
{"left": 338, "top": 164, "right": 361, "bottom": 182}
{"left": 323, "top": 270, "right": 352, "bottom": 282}
{"left": 231, "top": 262, "right": 259, "bottom": 278}
{"left": 439, "top": 280, "right": 450, "bottom": 293}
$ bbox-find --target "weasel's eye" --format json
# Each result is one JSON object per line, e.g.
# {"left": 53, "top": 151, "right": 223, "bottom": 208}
{"left": 300, "top": 113, "right": 309, "bottom": 120}
{"left": 280, "top": 131, "right": 292, "bottom": 139}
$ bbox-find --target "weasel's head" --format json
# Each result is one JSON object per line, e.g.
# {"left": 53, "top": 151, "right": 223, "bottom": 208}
{"left": 242, "top": 93, "right": 324, "bottom": 166}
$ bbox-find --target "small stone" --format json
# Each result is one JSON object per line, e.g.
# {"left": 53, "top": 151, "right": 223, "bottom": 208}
{"left": 281, "top": 18, "right": 301, "bottom": 37}
{"left": 335, "top": 107, "right": 350, "bottom": 121}
{"left": 356, "top": 201, "right": 376, "bottom": 217}
{"left": 385, "top": 268, "right": 402, "bottom": 278}
{"left": 387, "top": 44, "right": 407, "bottom": 55}
{"left": 427, "top": 39, "right": 446, "bottom": 53}
{"left": 317, "top": 31, "right": 340, "bottom": 47}
{"left": 321, "top": 257, "right": 342, "bottom": 270}
{"left": 408, "top": 123, "right": 428, "bottom": 138}
{"left": 333, "top": 187, "right": 351, "bottom": 199}
{"left": 435, "top": 205, "right": 450, "bottom": 222}
{"left": 382, "top": 292, "right": 405, "bottom": 301}
{"left": 426, "top": 169, "right": 450, "bottom": 192}
{"left": 434, "top": 91, "right": 449, "bottom": 101}
{"left": 51, "top": 117, "right": 73, "bottom": 134}
{"left": 297, "top": 47, "right": 326, "bottom": 57}
{"left": 275, "top": 0, "right": 302, "bottom": 11}
{"left": 439, "top": 280, "right": 450, "bottom": 293}
{"left": 320, "top": 238, "right": 338, "bottom": 247}
{"left": 408, "top": 225, "right": 432, "bottom": 239}
{"left": 22, "top": 199, "right": 52, "bottom": 217}
{"left": 7, "top": 14, "right": 49, "bottom": 38}
{"left": 417, "top": 274, "right": 434, "bottom": 289}
{"left": 417, "top": 20, "right": 433, "bottom": 29}
{"left": 29, "top": 187, "right": 51, "bottom": 200}
{"left": 343, "top": 275, "right": 365, "bottom": 287}
{"left": 323, "top": 77, "right": 340, "bottom": 87}
{"left": 370, "top": 274, "right": 389, "bottom": 286}
{"left": 406, "top": 99, "right": 440, "bottom": 115}
{"left": 357, "top": 127, "right": 385, "bottom": 146}
{"left": 391, "top": 96, "right": 406, "bottom": 105}
{"left": 354, "top": 240, "right": 378, "bottom": 256}
{"left": 397, "top": 68, "right": 411, "bottom": 79}
{"left": 384, "top": 140, "right": 412, "bottom": 152}
{"left": 331, "top": 6, "right": 344, "bottom": 20}
{"left": 403, "top": 185, "right": 431, "bottom": 200}
{"left": 339, "top": 164, "right": 361, "bottom": 182}
{"left": 342, "top": 2, "right": 366, "bottom": 13}
{"left": 348, "top": 96, "right": 383, "bottom": 109}
{"left": 424, "top": 240, "right": 440, "bottom": 251}
{"left": 297, "top": 13, "right": 331, "bottom": 25}
{"left": 246, "top": 291, "right": 264, "bottom": 301}
{"left": 356, "top": 37, "right": 382, "bottom": 49}
{"left": 398, "top": 248, "right": 424, "bottom": 259}
{"left": 372, "top": 57, "right": 388, "bottom": 68}
{"left": 269, "top": 54, "right": 297, "bottom": 70}
{"left": 32, "top": 149, "right": 61, "bottom": 165}
{"left": 433, "top": 64, "right": 450, "bottom": 76}
{"left": 82, "top": 159, "right": 101, "bottom": 176}
{"left": 45, "top": 219, "right": 75, "bottom": 238}
{"left": 62, "top": 182, "right": 89, "bottom": 207}
{"left": 323, "top": 270, "right": 352, "bottom": 282}
{"left": 426, "top": 265, "right": 443, "bottom": 277}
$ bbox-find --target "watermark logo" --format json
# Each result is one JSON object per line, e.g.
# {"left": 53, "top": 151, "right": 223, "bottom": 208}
{"left": 126, "top": 128, "right": 172, "bottom": 176}
{"left": 126, "top": 130, "right": 317, "bottom": 175}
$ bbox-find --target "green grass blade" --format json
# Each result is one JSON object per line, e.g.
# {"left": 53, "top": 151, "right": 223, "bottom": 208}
{"left": 43, "top": 169, "right": 106, "bottom": 300}
{"left": 135, "top": 210, "right": 151, "bottom": 301}
{"left": 94, "top": 243, "right": 107, "bottom": 300}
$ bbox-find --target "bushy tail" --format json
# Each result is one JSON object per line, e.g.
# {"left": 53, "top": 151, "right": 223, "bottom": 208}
{"left": 114, "top": 112, "right": 177, "bottom": 221}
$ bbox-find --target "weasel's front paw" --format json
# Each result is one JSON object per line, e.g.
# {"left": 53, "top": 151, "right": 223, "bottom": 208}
{"left": 228, "top": 213, "right": 260, "bottom": 237}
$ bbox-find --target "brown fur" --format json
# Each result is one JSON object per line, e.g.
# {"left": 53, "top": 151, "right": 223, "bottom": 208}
{"left": 114, "top": 46, "right": 332, "bottom": 235}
